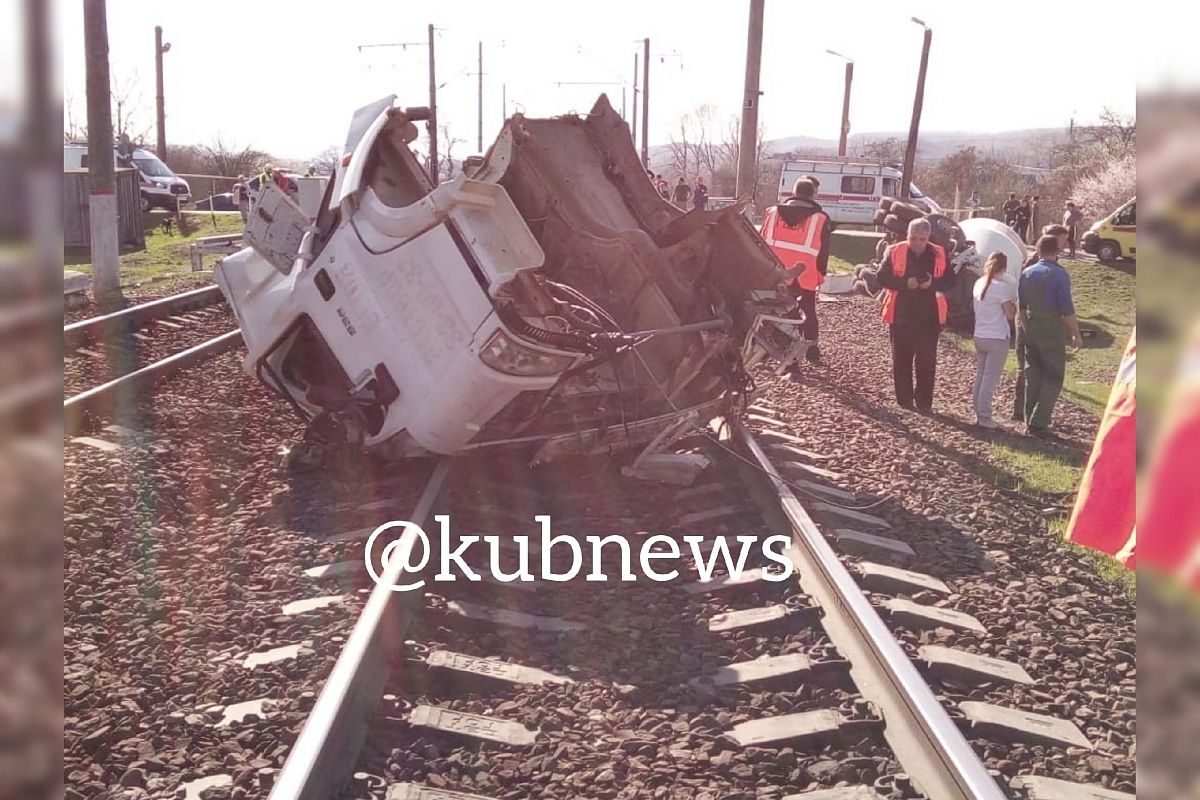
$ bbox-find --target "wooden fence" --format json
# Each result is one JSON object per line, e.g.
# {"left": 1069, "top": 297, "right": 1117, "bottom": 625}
{"left": 64, "top": 168, "right": 145, "bottom": 249}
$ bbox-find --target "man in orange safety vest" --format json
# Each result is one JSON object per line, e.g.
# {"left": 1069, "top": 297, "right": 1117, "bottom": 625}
{"left": 877, "top": 217, "right": 956, "bottom": 412}
{"left": 759, "top": 178, "right": 832, "bottom": 365}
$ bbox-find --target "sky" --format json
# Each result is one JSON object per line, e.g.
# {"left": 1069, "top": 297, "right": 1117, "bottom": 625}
{"left": 58, "top": 0, "right": 1146, "bottom": 163}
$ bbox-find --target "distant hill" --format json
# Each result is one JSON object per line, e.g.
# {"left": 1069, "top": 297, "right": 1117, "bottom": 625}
{"left": 766, "top": 128, "right": 1067, "bottom": 163}
{"left": 647, "top": 127, "right": 1068, "bottom": 169}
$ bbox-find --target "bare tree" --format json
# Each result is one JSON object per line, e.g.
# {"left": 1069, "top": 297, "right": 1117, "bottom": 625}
{"left": 64, "top": 95, "right": 87, "bottom": 140}
{"left": 111, "top": 69, "right": 152, "bottom": 147}
{"left": 914, "top": 146, "right": 1023, "bottom": 212}
{"left": 1082, "top": 108, "right": 1136, "bottom": 158}
{"left": 690, "top": 104, "right": 723, "bottom": 180}
{"left": 439, "top": 124, "right": 465, "bottom": 180}
{"left": 667, "top": 112, "right": 692, "bottom": 178}
{"left": 164, "top": 144, "right": 207, "bottom": 175}
{"left": 198, "top": 138, "right": 268, "bottom": 177}
{"left": 858, "top": 137, "right": 904, "bottom": 165}
{"left": 308, "top": 146, "right": 341, "bottom": 175}
{"left": 714, "top": 116, "right": 767, "bottom": 204}
{"left": 667, "top": 104, "right": 725, "bottom": 181}
{"left": 718, "top": 114, "right": 742, "bottom": 176}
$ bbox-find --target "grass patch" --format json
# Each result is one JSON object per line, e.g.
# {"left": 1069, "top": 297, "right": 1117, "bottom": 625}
{"left": 1048, "top": 518, "right": 1136, "bottom": 599}
{"left": 1060, "top": 257, "right": 1136, "bottom": 415}
{"left": 987, "top": 440, "right": 1086, "bottom": 496}
{"left": 828, "top": 255, "right": 855, "bottom": 275}
{"left": 65, "top": 212, "right": 244, "bottom": 289}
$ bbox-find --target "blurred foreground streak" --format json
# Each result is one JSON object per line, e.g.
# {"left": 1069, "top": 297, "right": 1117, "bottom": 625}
{"left": 0, "top": 0, "right": 63, "bottom": 798}
{"left": 1137, "top": 89, "right": 1200, "bottom": 800}
{"left": 1064, "top": 331, "right": 1136, "bottom": 566}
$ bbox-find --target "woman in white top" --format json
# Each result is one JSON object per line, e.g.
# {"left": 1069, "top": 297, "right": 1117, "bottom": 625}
{"left": 971, "top": 252, "right": 1017, "bottom": 428}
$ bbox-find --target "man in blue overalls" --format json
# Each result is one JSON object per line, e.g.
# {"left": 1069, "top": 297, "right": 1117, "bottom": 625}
{"left": 1018, "top": 234, "right": 1083, "bottom": 437}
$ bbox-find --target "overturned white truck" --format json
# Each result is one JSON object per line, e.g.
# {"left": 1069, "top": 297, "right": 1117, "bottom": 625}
{"left": 217, "top": 96, "right": 800, "bottom": 464}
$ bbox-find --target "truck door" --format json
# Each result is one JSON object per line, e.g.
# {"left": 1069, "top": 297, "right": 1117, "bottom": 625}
{"left": 1112, "top": 199, "right": 1136, "bottom": 255}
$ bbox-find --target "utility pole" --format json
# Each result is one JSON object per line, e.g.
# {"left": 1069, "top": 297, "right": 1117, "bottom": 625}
{"left": 735, "top": 0, "right": 765, "bottom": 204}
{"left": 477, "top": 41, "right": 483, "bottom": 152}
{"left": 85, "top": 0, "right": 123, "bottom": 308}
{"left": 900, "top": 18, "right": 931, "bottom": 200}
{"left": 356, "top": 33, "right": 438, "bottom": 180}
{"left": 154, "top": 25, "right": 169, "bottom": 159}
{"left": 428, "top": 24, "right": 438, "bottom": 183}
{"left": 826, "top": 50, "right": 853, "bottom": 158}
{"left": 839, "top": 62, "right": 853, "bottom": 158}
{"left": 641, "top": 38, "right": 649, "bottom": 167}
{"left": 631, "top": 52, "right": 638, "bottom": 152}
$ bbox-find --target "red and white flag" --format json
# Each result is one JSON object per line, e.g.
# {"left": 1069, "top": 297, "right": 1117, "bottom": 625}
{"left": 1065, "top": 330, "right": 1136, "bottom": 568}
{"left": 1139, "top": 323, "right": 1200, "bottom": 588}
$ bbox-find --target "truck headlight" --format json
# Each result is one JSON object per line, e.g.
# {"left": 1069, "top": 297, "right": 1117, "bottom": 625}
{"left": 479, "top": 330, "right": 577, "bottom": 377}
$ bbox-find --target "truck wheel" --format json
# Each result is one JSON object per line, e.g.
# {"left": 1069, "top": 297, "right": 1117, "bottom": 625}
{"left": 140, "top": 194, "right": 152, "bottom": 213}
{"left": 926, "top": 214, "right": 964, "bottom": 251}
{"left": 1097, "top": 240, "right": 1121, "bottom": 262}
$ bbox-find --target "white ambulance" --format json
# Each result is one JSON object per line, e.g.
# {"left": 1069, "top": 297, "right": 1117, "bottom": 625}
{"left": 778, "top": 160, "right": 942, "bottom": 226}
{"left": 64, "top": 141, "right": 192, "bottom": 212}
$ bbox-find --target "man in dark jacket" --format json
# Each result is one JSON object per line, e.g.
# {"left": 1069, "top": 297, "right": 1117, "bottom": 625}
{"left": 1014, "top": 195, "right": 1033, "bottom": 242}
{"left": 877, "top": 218, "right": 956, "bottom": 412}
{"left": 692, "top": 176, "right": 709, "bottom": 211}
{"left": 1019, "top": 234, "right": 1083, "bottom": 436}
{"left": 1003, "top": 192, "right": 1020, "bottom": 227}
{"left": 671, "top": 177, "right": 692, "bottom": 208}
{"left": 1013, "top": 224, "right": 1070, "bottom": 419}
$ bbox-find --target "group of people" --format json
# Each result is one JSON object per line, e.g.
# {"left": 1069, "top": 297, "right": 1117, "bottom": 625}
{"left": 999, "top": 193, "right": 1085, "bottom": 253}
{"left": 969, "top": 224, "right": 1081, "bottom": 435}
{"left": 760, "top": 178, "right": 1081, "bottom": 438}
{"left": 649, "top": 170, "right": 709, "bottom": 211}
{"left": 1002, "top": 192, "right": 1035, "bottom": 242}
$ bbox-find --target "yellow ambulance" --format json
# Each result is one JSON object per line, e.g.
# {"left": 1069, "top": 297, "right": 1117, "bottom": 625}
{"left": 1081, "top": 197, "right": 1136, "bottom": 262}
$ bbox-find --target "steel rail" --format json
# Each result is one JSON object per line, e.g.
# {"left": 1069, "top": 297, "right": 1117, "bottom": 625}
{"left": 63, "top": 329, "right": 243, "bottom": 436}
{"left": 63, "top": 284, "right": 224, "bottom": 351}
{"left": 268, "top": 458, "right": 454, "bottom": 800}
{"left": 734, "top": 422, "right": 1004, "bottom": 800}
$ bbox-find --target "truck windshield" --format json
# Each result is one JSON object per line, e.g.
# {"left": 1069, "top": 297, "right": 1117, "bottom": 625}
{"left": 133, "top": 156, "right": 174, "bottom": 178}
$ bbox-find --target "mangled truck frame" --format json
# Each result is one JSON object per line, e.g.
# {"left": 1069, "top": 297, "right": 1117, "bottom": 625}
{"left": 217, "top": 95, "right": 801, "bottom": 464}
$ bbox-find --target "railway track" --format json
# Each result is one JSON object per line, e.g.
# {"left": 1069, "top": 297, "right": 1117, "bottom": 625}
{"left": 63, "top": 284, "right": 241, "bottom": 436}
{"left": 250, "top": 409, "right": 1129, "bottom": 800}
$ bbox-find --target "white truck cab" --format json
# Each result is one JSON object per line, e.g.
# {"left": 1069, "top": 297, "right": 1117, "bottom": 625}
{"left": 216, "top": 95, "right": 792, "bottom": 465}
{"left": 778, "top": 160, "right": 942, "bottom": 225}
{"left": 63, "top": 142, "right": 192, "bottom": 211}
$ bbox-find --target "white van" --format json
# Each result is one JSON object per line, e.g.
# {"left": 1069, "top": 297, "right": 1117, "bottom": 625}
{"left": 778, "top": 160, "right": 942, "bottom": 226}
{"left": 63, "top": 142, "right": 192, "bottom": 212}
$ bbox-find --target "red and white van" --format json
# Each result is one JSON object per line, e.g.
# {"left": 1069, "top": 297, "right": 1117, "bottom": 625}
{"left": 778, "top": 160, "right": 942, "bottom": 226}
